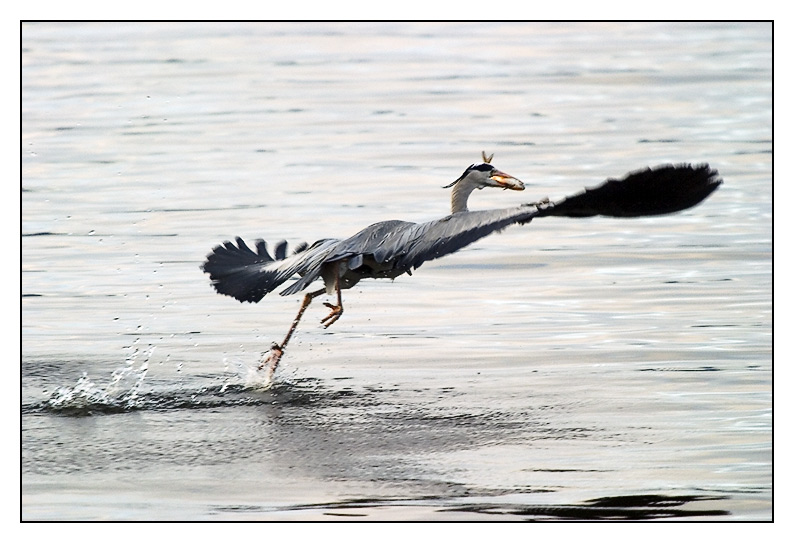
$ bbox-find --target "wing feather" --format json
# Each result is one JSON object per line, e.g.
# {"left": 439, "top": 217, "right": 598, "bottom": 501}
{"left": 201, "top": 238, "right": 337, "bottom": 302}
{"left": 203, "top": 163, "right": 721, "bottom": 302}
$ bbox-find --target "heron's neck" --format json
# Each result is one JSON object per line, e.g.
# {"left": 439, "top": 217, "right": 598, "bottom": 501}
{"left": 450, "top": 181, "right": 477, "bottom": 213}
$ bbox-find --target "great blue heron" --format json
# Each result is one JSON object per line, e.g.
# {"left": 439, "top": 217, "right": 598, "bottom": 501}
{"left": 202, "top": 154, "right": 721, "bottom": 380}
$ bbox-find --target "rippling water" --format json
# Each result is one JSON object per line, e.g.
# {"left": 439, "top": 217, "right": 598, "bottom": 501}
{"left": 22, "top": 22, "right": 771, "bottom": 520}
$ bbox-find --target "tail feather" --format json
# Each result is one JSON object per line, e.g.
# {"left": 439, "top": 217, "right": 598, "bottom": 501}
{"left": 536, "top": 164, "right": 722, "bottom": 218}
{"left": 273, "top": 240, "right": 287, "bottom": 260}
{"left": 201, "top": 237, "right": 308, "bottom": 303}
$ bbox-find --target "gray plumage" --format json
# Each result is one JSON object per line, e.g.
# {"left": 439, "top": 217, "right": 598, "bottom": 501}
{"left": 202, "top": 162, "right": 722, "bottom": 304}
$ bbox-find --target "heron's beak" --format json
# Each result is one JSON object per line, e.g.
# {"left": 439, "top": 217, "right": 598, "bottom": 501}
{"left": 490, "top": 170, "right": 525, "bottom": 191}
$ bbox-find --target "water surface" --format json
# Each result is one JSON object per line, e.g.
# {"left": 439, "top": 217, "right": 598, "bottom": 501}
{"left": 22, "top": 22, "right": 771, "bottom": 520}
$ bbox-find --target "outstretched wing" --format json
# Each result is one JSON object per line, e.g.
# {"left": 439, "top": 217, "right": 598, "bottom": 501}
{"left": 379, "top": 163, "right": 723, "bottom": 271}
{"left": 537, "top": 163, "right": 722, "bottom": 218}
{"left": 391, "top": 207, "right": 540, "bottom": 272}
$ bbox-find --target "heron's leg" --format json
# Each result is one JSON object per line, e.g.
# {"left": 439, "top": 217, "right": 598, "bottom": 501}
{"left": 321, "top": 263, "right": 344, "bottom": 328}
{"left": 259, "top": 287, "right": 325, "bottom": 376}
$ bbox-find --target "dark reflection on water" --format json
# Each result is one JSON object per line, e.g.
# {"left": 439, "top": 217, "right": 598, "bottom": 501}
{"left": 210, "top": 493, "right": 730, "bottom": 521}
{"left": 444, "top": 494, "right": 730, "bottom": 520}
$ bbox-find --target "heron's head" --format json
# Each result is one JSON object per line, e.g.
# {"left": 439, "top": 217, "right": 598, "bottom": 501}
{"left": 443, "top": 162, "right": 525, "bottom": 192}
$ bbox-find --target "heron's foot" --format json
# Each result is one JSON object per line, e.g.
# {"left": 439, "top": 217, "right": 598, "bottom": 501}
{"left": 321, "top": 302, "right": 343, "bottom": 328}
{"left": 258, "top": 341, "right": 284, "bottom": 380}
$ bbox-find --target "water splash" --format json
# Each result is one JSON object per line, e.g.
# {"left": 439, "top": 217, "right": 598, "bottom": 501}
{"left": 225, "top": 355, "right": 275, "bottom": 391}
{"left": 46, "top": 347, "right": 154, "bottom": 415}
{"left": 46, "top": 373, "right": 113, "bottom": 414}
{"left": 35, "top": 347, "right": 302, "bottom": 416}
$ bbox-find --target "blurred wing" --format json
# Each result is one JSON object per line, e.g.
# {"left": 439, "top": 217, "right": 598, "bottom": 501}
{"left": 537, "top": 163, "right": 722, "bottom": 218}
{"left": 201, "top": 237, "right": 337, "bottom": 303}
{"left": 383, "top": 163, "right": 722, "bottom": 271}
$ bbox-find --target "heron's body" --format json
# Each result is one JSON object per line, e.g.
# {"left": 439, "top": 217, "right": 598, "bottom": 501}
{"left": 202, "top": 157, "right": 721, "bottom": 381}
